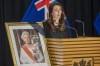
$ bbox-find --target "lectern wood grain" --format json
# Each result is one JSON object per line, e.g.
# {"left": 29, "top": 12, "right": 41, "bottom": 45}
{"left": 46, "top": 37, "right": 100, "bottom": 66}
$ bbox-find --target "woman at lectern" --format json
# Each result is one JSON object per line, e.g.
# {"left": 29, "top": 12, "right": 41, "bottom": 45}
{"left": 43, "top": 2, "right": 77, "bottom": 38}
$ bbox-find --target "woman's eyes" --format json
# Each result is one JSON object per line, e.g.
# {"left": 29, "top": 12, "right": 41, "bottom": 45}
{"left": 54, "top": 9, "right": 61, "bottom": 11}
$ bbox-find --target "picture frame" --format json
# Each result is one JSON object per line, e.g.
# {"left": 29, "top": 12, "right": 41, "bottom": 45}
{"left": 5, "top": 22, "right": 51, "bottom": 66}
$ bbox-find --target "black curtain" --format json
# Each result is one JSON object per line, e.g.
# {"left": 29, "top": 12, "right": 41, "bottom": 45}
{"left": 0, "top": 0, "right": 4, "bottom": 66}
{"left": 1, "top": 0, "right": 32, "bottom": 66}
{"left": 59, "top": 0, "right": 100, "bottom": 36}
{"left": 1, "top": 0, "right": 100, "bottom": 66}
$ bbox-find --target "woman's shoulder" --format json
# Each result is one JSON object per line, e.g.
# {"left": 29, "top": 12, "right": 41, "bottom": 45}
{"left": 42, "top": 19, "right": 49, "bottom": 23}
{"left": 42, "top": 20, "right": 49, "bottom": 26}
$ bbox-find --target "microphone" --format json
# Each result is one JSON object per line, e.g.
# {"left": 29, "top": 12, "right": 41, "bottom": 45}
{"left": 75, "top": 19, "right": 85, "bottom": 37}
{"left": 66, "top": 26, "right": 78, "bottom": 38}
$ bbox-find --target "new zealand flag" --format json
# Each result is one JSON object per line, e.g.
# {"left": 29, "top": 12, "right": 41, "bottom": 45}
{"left": 94, "top": 12, "right": 100, "bottom": 35}
{"left": 21, "top": 0, "right": 57, "bottom": 22}
{"left": 21, "top": 0, "right": 73, "bottom": 37}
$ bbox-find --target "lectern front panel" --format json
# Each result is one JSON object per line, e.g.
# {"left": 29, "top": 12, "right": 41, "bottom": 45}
{"left": 47, "top": 37, "right": 100, "bottom": 66}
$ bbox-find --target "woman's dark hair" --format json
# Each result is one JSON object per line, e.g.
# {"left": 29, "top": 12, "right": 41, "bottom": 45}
{"left": 48, "top": 2, "right": 66, "bottom": 32}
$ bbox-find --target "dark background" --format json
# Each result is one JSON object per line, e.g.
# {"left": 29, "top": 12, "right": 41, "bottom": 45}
{"left": 0, "top": 0, "right": 100, "bottom": 66}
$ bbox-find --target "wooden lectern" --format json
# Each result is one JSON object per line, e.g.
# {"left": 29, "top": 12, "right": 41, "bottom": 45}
{"left": 46, "top": 37, "right": 100, "bottom": 66}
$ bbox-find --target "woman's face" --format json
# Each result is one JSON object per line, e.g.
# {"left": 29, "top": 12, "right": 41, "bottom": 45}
{"left": 23, "top": 34, "right": 31, "bottom": 44}
{"left": 52, "top": 5, "right": 62, "bottom": 20}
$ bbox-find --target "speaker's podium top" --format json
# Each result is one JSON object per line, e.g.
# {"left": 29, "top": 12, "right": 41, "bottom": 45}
{"left": 46, "top": 37, "right": 100, "bottom": 66}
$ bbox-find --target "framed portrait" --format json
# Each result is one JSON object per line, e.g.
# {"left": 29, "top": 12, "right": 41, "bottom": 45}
{"left": 5, "top": 22, "right": 51, "bottom": 66}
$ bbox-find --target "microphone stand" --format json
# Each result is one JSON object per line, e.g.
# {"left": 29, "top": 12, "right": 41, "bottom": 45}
{"left": 75, "top": 20, "right": 85, "bottom": 37}
{"left": 66, "top": 26, "right": 78, "bottom": 38}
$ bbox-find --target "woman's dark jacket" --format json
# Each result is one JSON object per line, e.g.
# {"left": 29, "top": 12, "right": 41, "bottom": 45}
{"left": 43, "top": 21, "right": 72, "bottom": 38}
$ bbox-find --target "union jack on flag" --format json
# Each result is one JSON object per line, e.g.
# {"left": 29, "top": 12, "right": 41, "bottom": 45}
{"left": 21, "top": 0, "right": 58, "bottom": 22}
